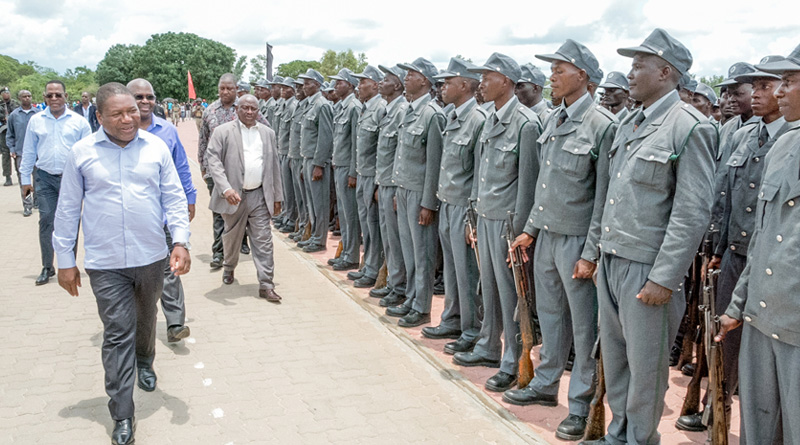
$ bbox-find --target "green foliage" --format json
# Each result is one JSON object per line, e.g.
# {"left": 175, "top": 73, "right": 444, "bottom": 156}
{"left": 1, "top": 54, "right": 97, "bottom": 103}
{"left": 249, "top": 54, "right": 266, "bottom": 82}
{"left": 318, "top": 49, "right": 368, "bottom": 77}
{"left": 0, "top": 55, "right": 36, "bottom": 87}
{"left": 233, "top": 54, "right": 247, "bottom": 81}
{"left": 699, "top": 75, "right": 725, "bottom": 97}
{"left": 276, "top": 60, "right": 322, "bottom": 79}
{"left": 96, "top": 44, "right": 140, "bottom": 85}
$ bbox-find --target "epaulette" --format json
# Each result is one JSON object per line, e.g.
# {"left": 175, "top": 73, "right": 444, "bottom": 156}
{"left": 678, "top": 102, "right": 707, "bottom": 122}
{"left": 474, "top": 105, "right": 490, "bottom": 118}
{"left": 516, "top": 104, "right": 537, "bottom": 122}
{"left": 593, "top": 104, "right": 617, "bottom": 122}
{"left": 427, "top": 101, "right": 443, "bottom": 114}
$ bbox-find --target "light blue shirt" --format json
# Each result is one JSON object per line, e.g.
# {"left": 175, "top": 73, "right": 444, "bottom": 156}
{"left": 19, "top": 107, "right": 91, "bottom": 185}
{"left": 52, "top": 129, "right": 190, "bottom": 270}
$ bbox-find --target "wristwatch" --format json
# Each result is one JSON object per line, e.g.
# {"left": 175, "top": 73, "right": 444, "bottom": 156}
{"left": 173, "top": 242, "right": 191, "bottom": 251}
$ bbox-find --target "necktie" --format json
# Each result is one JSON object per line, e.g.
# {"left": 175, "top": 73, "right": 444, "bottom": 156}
{"left": 758, "top": 125, "right": 768, "bottom": 147}
{"left": 449, "top": 111, "right": 458, "bottom": 123}
{"left": 633, "top": 110, "right": 645, "bottom": 131}
{"left": 557, "top": 109, "right": 568, "bottom": 127}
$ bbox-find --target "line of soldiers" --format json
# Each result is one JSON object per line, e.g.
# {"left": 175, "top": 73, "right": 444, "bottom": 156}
{"left": 200, "top": 28, "right": 798, "bottom": 444}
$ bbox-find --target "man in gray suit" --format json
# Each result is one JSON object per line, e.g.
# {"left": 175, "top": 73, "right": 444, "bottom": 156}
{"left": 205, "top": 94, "right": 284, "bottom": 302}
{"left": 582, "top": 29, "right": 717, "bottom": 445}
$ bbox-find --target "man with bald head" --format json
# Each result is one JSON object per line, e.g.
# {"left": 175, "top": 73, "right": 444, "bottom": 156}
{"left": 128, "top": 78, "right": 197, "bottom": 343}
{"left": 206, "top": 94, "right": 284, "bottom": 302}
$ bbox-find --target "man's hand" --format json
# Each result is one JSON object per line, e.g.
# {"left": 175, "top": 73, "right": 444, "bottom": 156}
{"left": 274, "top": 201, "right": 282, "bottom": 216}
{"left": 636, "top": 280, "right": 672, "bottom": 305}
{"left": 224, "top": 189, "right": 241, "bottom": 205}
{"left": 58, "top": 267, "right": 81, "bottom": 296}
{"left": 10, "top": 152, "right": 16, "bottom": 159}
{"left": 708, "top": 255, "right": 722, "bottom": 271}
{"left": 465, "top": 225, "right": 477, "bottom": 247}
{"left": 170, "top": 245, "right": 191, "bottom": 276}
{"left": 715, "top": 315, "right": 742, "bottom": 342}
{"left": 188, "top": 204, "right": 196, "bottom": 222}
{"left": 312, "top": 166, "right": 323, "bottom": 181}
{"left": 348, "top": 176, "right": 357, "bottom": 188}
{"left": 572, "top": 259, "right": 596, "bottom": 280}
{"left": 507, "top": 233, "right": 534, "bottom": 264}
{"left": 418, "top": 207, "right": 435, "bottom": 226}
{"left": 373, "top": 188, "right": 379, "bottom": 203}
{"left": 22, "top": 184, "right": 33, "bottom": 197}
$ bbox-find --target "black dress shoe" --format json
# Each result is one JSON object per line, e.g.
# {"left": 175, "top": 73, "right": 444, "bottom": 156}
{"left": 3, "top": 176, "right": 12, "bottom": 186}
{"left": 379, "top": 292, "right": 405, "bottom": 307}
{"left": 327, "top": 257, "right": 341, "bottom": 266}
{"left": 556, "top": 414, "right": 588, "bottom": 441}
{"left": 353, "top": 276, "right": 377, "bottom": 288}
{"left": 35, "top": 267, "right": 53, "bottom": 286}
{"left": 485, "top": 371, "right": 517, "bottom": 392}
{"left": 502, "top": 386, "right": 558, "bottom": 406}
{"left": 675, "top": 412, "right": 706, "bottom": 432}
{"left": 452, "top": 351, "right": 500, "bottom": 368}
{"left": 280, "top": 224, "right": 295, "bottom": 233}
{"left": 297, "top": 239, "right": 313, "bottom": 248}
{"left": 137, "top": 366, "right": 157, "bottom": 392}
{"left": 369, "top": 286, "right": 391, "bottom": 298}
{"left": 333, "top": 261, "right": 359, "bottom": 271}
{"left": 111, "top": 417, "right": 135, "bottom": 445}
{"left": 346, "top": 270, "right": 364, "bottom": 280}
{"left": 421, "top": 325, "right": 462, "bottom": 340}
{"left": 385, "top": 304, "right": 411, "bottom": 318}
{"left": 210, "top": 255, "right": 223, "bottom": 270}
{"left": 303, "top": 243, "right": 326, "bottom": 253}
{"left": 167, "top": 325, "right": 190, "bottom": 342}
{"left": 433, "top": 281, "right": 445, "bottom": 295}
{"left": 222, "top": 270, "right": 234, "bottom": 285}
{"left": 240, "top": 244, "right": 250, "bottom": 255}
{"left": 259, "top": 288, "right": 282, "bottom": 303}
{"left": 398, "top": 310, "right": 430, "bottom": 327}
{"left": 578, "top": 439, "right": 609, "bottom": 445}
{"left": 444, "top": 338, "right": 475, "bottom": 355}
{"left": 681, "top": 362, "right": 696, "bottom": 377}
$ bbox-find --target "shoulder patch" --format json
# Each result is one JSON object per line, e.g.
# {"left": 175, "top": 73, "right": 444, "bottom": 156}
{"left": 591, "top": 105, "right": 617, "bottom": 122}
{"left": 516, "top": 105, "right": 537, "bottom": 121}
{"left": 679, "top": 103, "right": 707, "bottom": 123}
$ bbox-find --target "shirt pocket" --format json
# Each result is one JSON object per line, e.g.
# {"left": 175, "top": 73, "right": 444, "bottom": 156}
{"left": 400, "top": 125, "right": 425, "bottom": 148}
{"left": 557, "top": 139, "right": 594, "bottom": 177}
{"left": 452, "top": 136, "right": 474, "bottom": 172}
{"left": 726, "top": 152, "right": 747, "bottom": 191}
{"left": 757, "top": 181, "right": 779, "bottom": 229}
{"left": 631, "top": 144, "right": 672, "bottom": 188}
{"left": 492, "top": 140, "right": 517, "bottom": 170}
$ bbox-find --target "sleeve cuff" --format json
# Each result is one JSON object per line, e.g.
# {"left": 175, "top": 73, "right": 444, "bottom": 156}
{"left": 169, "top": 228, "right": 190, "bottom": 244}
{"left": 186, "top": 192, "right": 197, "bottom": 205}
{"left": 56, "top": 252, "right": 77, "bottom": 269}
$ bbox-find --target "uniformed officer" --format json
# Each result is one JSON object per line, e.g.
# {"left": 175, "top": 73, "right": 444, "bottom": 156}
{"left": 266, "top": 76, "right": 284, "bottom": 126}
{"left": 351, "top": 66, "right": 388, "bottom": 288}
{"left": 384, "top": 57, "right": 444, "bottom": 328}
{"left": 287, "top": 79, "right": 310, "bottom": 242}
{"left": 676, "top": 56, "right": 788, "bottom": 433}
{"left": 516, "top": 63, "right": 551, "bottom": 122}
{"left": 691, "top": 83, "right": 717, "bottom": 119}
{"left": 587, "top": 68, "right": 603, "bottom": 99}
{"left": 452, "top": 53, "right": 542, "bottom": 393}
{"left": 269, "top": 76, "right": 291, "bottom": 229}
{"left": 599, "top": 71, "right": 631, "bottom": 121}
{"left": 715, "top": 45, "right": 800, "bottom": 445}
{"left": 328, "top": 68, "right": 364, "bottom": 271}
{"left": 254, "top": 79, "right": 270, "bottom": 117}
{"left": 420, "top": 58, "right": 487, "bottom": 354}
{"left": 276, "top": 77, "right": 299, "bottom": 234}
{"left": 236, "top": 81, "right": 251, "bottom": 98}
{"left": 297, "top": 68, "right": 334, "bottom": 252}
{"left": 582, "top": 29, "right": 717, "bottom": 445}
{"left": 373, "top": 65, "right": 409, "bottom": 307}
{"left": 501, "top": 40, "right": 617, "bottom": 442}
{"left": 678, "top": 73, "right": 697, "bottom": 103}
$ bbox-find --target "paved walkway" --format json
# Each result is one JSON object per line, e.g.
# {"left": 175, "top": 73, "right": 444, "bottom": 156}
{"left": 0, "top": 118, "right": 740, "bottom": 444}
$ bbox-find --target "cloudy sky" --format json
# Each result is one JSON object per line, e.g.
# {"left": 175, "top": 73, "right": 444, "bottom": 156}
{"left": 1, "top": 0, "right": 797, "bottom": 81}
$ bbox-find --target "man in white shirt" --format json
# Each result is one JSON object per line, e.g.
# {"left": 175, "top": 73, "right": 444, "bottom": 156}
{"left": 205, "top": 95, "right": 284, "bottom": 302}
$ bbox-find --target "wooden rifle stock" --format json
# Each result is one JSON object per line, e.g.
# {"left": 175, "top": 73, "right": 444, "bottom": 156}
{"left": 680, "top": 333, "right": 706, "bottom": 416}
{"left": 504, "top": 214, "right": 536, "bottom": 388}
{"left": 704, "top": 267, "right": 728, "bottom": 444}
{"left": 584, "top": 346, "right": 606, "bottom": 440}
{"left": 677, "top": 253, "right": 703, "bottom": 370}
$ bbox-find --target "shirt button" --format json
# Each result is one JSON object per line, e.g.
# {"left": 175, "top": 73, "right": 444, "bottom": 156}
{"left": 721, "top": 191, "right": 726, "bottom": 196}
{"left": 485, "top": 158, "right": 488, "bottom": 163}
{"left": 398, "top": 156, "right": 401, "bottom": 159}
{"left": 574, "top": 148, "right": 579, "bottom": 153}
{"left": 612, "top": 249, "right": 617, "bottom": 255}
{"left": 609, "top": 199, "right": 615, "bottom": 205}
{"left": 649, "top": 155, "right": 655, "bottom": 160}
{"left": 482, "top": 213, "right": 486, "bottom": 217}
{"left": 395, "top": 171, "right": 399, "bottom": 174}
{"left": 772, "top": 333, "right": 780, "bottom": 340}
{"left": 546, "top": 160, "right": 551, "bottom": 166}
{"left": 777, "top": 235, "right": 783, "bottom": 242}
{"left": 744, "top": 316, "right": 752, "bottom": 322}
{"left": 746, "top": 207, "right": 752, "bottom": 213}
{"left": 741, "top": 231, "right": 747, "bottom": 237}
{"left": 760, "top": 301, "right": 767, "bottom": 308}
{"left": 732, "top": 160, "right": 738, "bottom": 165}
{"left": 604, "top": 227, "right": 610, "bottom": 232}
{"left": 481, "top": 178, "right": 485, "bottom": 182}
{"left": 598, "top": 243, "right": 602, "bottom": 249}
{"left": 730, "top": 245, "right": 736, "bottom": 251}
{"left": 617, "top": 173, "right": 621, "bottom": 178}
{"left": 766, "top": 268, "right": 773, "bottom": 276}
{"left": 749, "top": 183, "right": 756, "bottom": 189}
{"left": 441, "top": 166, "right": 444, "bottom": 170}
{"left": 789, "top": 200, "right": 795, "bottom": 207}
{"left": 543, "top": 225, "right": 549, "bottom": 230}
{"left": 550, "top": 137, "right": 555, "bottom": 141}
{"left": 754, "top": 157, "right": 760, "bottom": 163}
{"left": 538, "top": 206, "right": 543, "bottom": 211}
{"left": 626, "top": 145, "right": 630, "bottom": 151}
{"left": 476, "top": 198, "right": 480, "bottom": 202}
{"left": 529, "top": 218, "right": 534, "bottom": 223}
{"left": 542, "top": 184, "right": 546, "bottom": 189}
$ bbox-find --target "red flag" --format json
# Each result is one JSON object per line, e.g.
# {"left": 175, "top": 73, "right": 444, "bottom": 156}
{"left": 187, "top": 70, "right": 197, "bottom": 100}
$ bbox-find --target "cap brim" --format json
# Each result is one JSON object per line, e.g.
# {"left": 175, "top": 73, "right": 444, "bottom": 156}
{"left": 329, "top": 75, "right": 346, "bottom": 81}
{"left": 378, "top": 65, "right": 395, "bottom": 74}
{"left": 617, "top": 45, "right": 657, "bottom": 58}
{"left": 599, "top": 82, "right": 627, "bottom": 90}
{"left": 714, "top": 78, "right": 740, "bottom": 87}
{"left": 534, "top": 53, "right": 572, "bottom": 64}
{"left": 735, "top": 70, "right": 781, "bottom": 83}
{"left": 755, "top": 60, "right": 800, "bottom": 74}
{"left": 352, "top": 73, "right": 368, "bottom": 79}
{"left": 396, "top": 63, "right": 420, "bottom": 73}
{"left": 433, "top": 72, "right": 458, "bottom": 80}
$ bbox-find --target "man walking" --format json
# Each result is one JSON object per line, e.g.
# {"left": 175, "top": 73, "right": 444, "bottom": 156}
{"left": 5, "top": 89, "right": 39, "bottom": 216}
{"left": 73, "top": 91, "right": 100, "bottom": 132}
{"left": 1, "top": 86, "right": 20, "bottom": 186}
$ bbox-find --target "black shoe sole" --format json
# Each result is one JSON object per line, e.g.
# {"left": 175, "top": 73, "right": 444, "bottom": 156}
{"left": 421, "top": 330, "right": 462, "bottom": 340}
{"left": 136, "top": 380, "right": 156, "bottom": 392}
{"left": 555, "top": 430, "right": 585, "bottom": 441}
{"left": 398, "top": 316, "right": 430, "bottom": 328}
{"left": 675, "top": 423, "right": 706, "bottom": 432}
{"left": 353, "top": 280, "right": 377, "bottom": 289}
{"left": 379, "top": 298, "right": 405, "bottom": 308}
{"left": 452, "top": 357, "right": 500, "bottom": 368}
{"left": 369, "top": 289, "right": 391, "bottom": 298}
{"left": 485, "top": 379, "right": 517, "bottom": 392}
{"left": 501, "top": 393, "right": 558, "bottom": 406}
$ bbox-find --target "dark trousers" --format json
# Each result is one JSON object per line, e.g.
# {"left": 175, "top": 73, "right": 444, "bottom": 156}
{"left": 0, "top": 136, "right": 11, "bottom": 177}
{"left": 205, "top": 177, "right": 225, "bottom": 258}
{"left": 35, "top": 169, "right": 62, "bottom": 269}
{"left": 87, "top": 259, "right": 165, "bottom": 420}
{"left": 161, "top": 226, "right": 186, "bottom": 327}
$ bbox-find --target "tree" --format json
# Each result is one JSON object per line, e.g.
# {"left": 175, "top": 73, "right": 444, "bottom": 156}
{"left": 276, "top": 60, "right": 322, "bottom": 79}
{"left": 318, "top": 49, "right": 368, "bottom": 77}
{"left": 249, "top": 54, "right": 266, "bottom": 82}
{"left": 96, "top": 44, "right": 140, "bottom": 85}
{"left": 0, "top": 55, "right": 36, "bottom": 87}
{"left": 233, "top": 54, "right": 247, "bottom": 81}
{"left": 699, "top": 75, "right": 725, "bottom": 98}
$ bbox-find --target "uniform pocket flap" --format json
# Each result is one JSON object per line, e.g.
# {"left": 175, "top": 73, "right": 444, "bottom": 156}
{"left": 758, "top": 182, "right": 779, "bottom": 202}
{"left": 408, "top": 126, "right": 425, "bottom": 136}
{"left": 453, "top": 137, "right": 471, "bottom": 146}
{"left": 383, "top": 130, "right": 398, "bottom": 138}
{"left": 727, "top": 152, "right": 746, "bottom": 168}
{"left": 561, "top": 139, "right": 594, "bottom": 156}
{"left": 635, "top": 144, "right": 672, "bottom": 164}
{"left": 496, "top": 141, "right": 517, "bottom": 153}
{"left": 361, "top": 124, "right": 378, "bottom": 132}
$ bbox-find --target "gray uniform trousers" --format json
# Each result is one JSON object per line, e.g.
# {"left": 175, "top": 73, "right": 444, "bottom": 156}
{"left": 356, "top": 174, "right": 382, "bottom": 279}
{"left": 473, "top": 217, "right": 521, "bottom": 375}
{"left": 333, "top": 165, "right": 360, "bottom": 263}
{"left": 86, "top": 258, "right": 165, "bottom": 420}
{"left": 221, "top": 188, "right": 275, "bottom": 290}
{"left": 739, "top": 324, "right": 798, "bottom": 444}
{"left": 530, "top": 231, "right": 596, "bottom": 417}
{"left": 597, "top": 253, "right": 685, "bottom": 445}
{"left": 437, "top": 202, "right": 480, "bottom": 342}
{"left": 161, "top": 225, "right": 186, "bottom": 327}
{"left": 290, "top": 158, "right": 307, "bottom": 230}
{"left": 395, "top": 187, "right": 437, "bottom": 313}
{"left": 378, "top": 185, "right": 405, "bottom": 294}
{"left": 279, "top": 154, "right": 296, "bottom": 227}
{"left": 303, "top": 158, "right": 330, "bottom": 245}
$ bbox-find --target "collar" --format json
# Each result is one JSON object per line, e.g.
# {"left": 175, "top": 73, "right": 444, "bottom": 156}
{"left": 762, "top": 116, "right": 786, "bottom": 139}
{"left": 145, "top": 115, "right": 167, "bottom": 132}
{"left": 563, "top": 92, "right": 591, "bottom": 118}
{"left": 493, "top": 95, "right": 519, "bottom": 124}
{"left": 98, "top": 127, "right": 142, "bottom": 149}
{"left": 453, "top": 97, "right": 476, "bottom": 119}
{"left": 307, "top": 92, "right": 323, "bottom": 105}
{"left": 365, "top": 94, "right": 382, "bottom": 109}
{"left": 44, "top": 107, "right": 73, "bottom": 120}
{"left": 642, "top": 90, "right": 676, "bottom": 118}
{"left": 410, "top": 93, "right": 429, "bottom": 111}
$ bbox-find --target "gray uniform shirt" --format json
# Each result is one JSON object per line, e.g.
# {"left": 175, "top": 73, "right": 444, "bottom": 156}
{"left": 273, "top": 97, "right": 287, "bottom": 155}
{"left": 332, "top": 93, "right": 362, "bottom": 177}
{"left": 300, "top": 92, "right": 334, "bottom": 166}
{"left": 726, "top": 119, "right": 800, "bottom": 347}
{"left": 437, "top": 98, "right": 487, "bottom": 208}
{"left": 471, "top": 95, "right": 542, "bottom": 234}
{"left": 375, "top": 96, "right": 408, "bottom": 187}
{"left": 278, "top": 97, "right": 297, "bottom": 157}
{"left": 356, "top": 94, "right": 387, "bottom": 177}
{"left": 265, "top": 97, "right": 278, "bottom": 127}
{"left": 288, "top": 98, "right": 308, "bottom": 160}
{"left": 393, "top": 94, "right": 445, "bottom": 210}
{"left": 599, "top": 91, "right": 716, "bottom": 291}
{"left": 525, "top": 93, "right": 617, "bottom": 262}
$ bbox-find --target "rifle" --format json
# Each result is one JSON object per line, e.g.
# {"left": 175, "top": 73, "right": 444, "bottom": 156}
{"left": 465, "top": 200, "right": 481, "bottom": 269}
{"left": 680, "top": 249, "right": 708, "bottom": 416}
{"left": 702, "top": 264, "right": 727, "bottom": 444}
{"left": 584, "top": 339, "right": 606, "bottom": 440}
{"left": 503, "top": 213, "right": 537, "bottom": 388}
{"left": 676, "top": 255, "right": 702, "bottom": 370}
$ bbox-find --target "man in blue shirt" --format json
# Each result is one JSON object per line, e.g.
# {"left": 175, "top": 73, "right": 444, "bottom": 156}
{"left": 128, "top": 78, "right": 197, "bottom": 344}
{"left": 5, "top": 89, "right": 39, "bottom": 216}
{"left": 20, "top": 80, "right": 92, "bottom": 285}
{"left": 53, "top": 82, "right": 191, "bottom": 445}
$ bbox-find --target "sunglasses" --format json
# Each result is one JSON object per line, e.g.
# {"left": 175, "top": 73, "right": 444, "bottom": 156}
{"left": 135, "top": 94, "right": 156, "bottom": 101}
{"left": 45, "top": 93, "right": 64, "bottom": 99}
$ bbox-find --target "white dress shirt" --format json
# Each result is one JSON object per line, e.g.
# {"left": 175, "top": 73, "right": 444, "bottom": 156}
{"left": 241, "top": 123, "right": 264, "bottom": 190}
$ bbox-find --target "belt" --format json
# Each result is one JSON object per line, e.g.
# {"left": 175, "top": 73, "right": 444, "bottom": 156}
{"left": 243, "top": 186, "right": 262, "bottom": 193}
